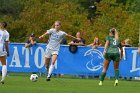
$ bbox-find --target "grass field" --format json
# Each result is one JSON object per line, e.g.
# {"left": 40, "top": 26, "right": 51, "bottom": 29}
{"left": 0, "top": 76, "right": 140, "bottom": 93}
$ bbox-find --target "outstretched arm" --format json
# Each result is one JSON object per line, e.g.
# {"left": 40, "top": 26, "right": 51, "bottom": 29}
{"left": 114, "top": 29, "right": 119, "bottom": 41}
{"left": 67, "top": 34, "right": 77, "bottom": 40}
{"left": 39, "top": 32, "right": 48, "bottom": 39}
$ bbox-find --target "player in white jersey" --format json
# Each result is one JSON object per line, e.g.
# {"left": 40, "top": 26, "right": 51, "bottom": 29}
{"left": 39, "top": 21, "right": 76, "bottom": 81}
{"left": 0, "top": 22, "right": 9, "bottom": 84}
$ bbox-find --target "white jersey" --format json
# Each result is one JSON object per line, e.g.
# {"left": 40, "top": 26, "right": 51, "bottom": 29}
{"left": 0, "top": 29, "right": 9, "bottom": 56}
{"left": 46, "top": 28, "right": 67, "bottom": 51}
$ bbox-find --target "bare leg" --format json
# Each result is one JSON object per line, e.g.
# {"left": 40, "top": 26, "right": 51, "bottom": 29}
{"left": 100, "top": 59, "right": 110, "bottom": 81}
{"left": 0, "top": 56, "right": 7, "bottom": 84}
{"left": 113, "top": 61, "right": 119, "bottom": 80}
{"left": 47, "top": 54, "right": 58, "bottom": 81}
{"left": 45, "top": 57, "right": 50, "bottom": 73}
{"left": 99, "top": 59, "right": 110, "bottom": 85}
{"left": 113, "top": 61, "right": 120, "bottom": 86}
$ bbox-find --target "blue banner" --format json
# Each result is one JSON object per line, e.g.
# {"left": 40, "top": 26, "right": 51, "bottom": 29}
{"left": 0, "top": 43, "right": 140, "bottom": 77}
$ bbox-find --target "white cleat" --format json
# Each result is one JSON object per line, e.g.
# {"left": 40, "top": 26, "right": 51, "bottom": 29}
{"left": 99, "top": 81, "right": 103, "bottom": 86}
{"left": 114, "top": 80, "right": 118, "bottom": 86}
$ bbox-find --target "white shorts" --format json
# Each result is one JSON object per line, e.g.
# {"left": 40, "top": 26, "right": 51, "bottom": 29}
{"left": 45, "top": 48, "right": 59, "bottom": 58}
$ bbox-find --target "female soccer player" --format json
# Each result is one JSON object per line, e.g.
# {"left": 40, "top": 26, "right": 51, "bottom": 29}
{"left": 39, "top": 21, "right": 76, "bottom": 81}
{"left": 98, "top": 28, "right": 123, "bottom": 86}
{"left": 0, "top": 22, "right": 10, "bottom": 84}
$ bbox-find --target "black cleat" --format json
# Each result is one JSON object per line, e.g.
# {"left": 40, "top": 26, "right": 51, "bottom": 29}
{"left": 46, "top": 77, "right": 51, "bottom": 81}
{"left": 0, "top": 81, "right": 4, "bottom": 84}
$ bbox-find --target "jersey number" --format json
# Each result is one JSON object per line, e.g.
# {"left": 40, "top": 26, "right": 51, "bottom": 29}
{"left": 113, "top": 39, "right": 117, "bottom": 45}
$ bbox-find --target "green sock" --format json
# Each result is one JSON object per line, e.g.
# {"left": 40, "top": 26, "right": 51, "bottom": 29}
{"left": 115, "top": 69, "right": 119, "bottom": 80}
{"left": 100, "top": 72, "right": 106, "bottom": 81}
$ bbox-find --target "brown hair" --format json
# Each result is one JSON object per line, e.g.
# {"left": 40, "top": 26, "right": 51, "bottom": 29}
{"left": 51, "top": 21, "right": 61, "bottom": 28}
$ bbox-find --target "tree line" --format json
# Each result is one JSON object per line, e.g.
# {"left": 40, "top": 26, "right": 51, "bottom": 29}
{"left": 0, "top": 0, "right": 140, "bottom": 46}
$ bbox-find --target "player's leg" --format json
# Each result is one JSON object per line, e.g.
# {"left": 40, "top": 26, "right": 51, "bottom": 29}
{"left": 0, "top": 56, "right": 7, "bottom": 84}
{"left": 45, "top": 49, "right": 52, "bottom": 72}
{"left": 113, "top": 53, "right": 120, "bottom": 86}
{"left": 45, "top": 57, "right": 50, "bottom": 73}
{"left": 99, "top": 59, "right": 110, "bottom": 85}
{"left": 47, "top": 51, "right": 58, "bottom": 81}
{"left": 113, "top": 61, "right": 119, "bottom": 86}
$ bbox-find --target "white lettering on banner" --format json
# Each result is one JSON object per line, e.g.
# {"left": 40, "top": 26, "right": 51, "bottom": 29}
{"left": 22, "top": 47, "right": 32, "bottom": 68}
{"left": 34, "top": 47, "right": 45, "bottom": 68}
{"left": 130, "top": 50, "right": 140, "bottom": 72}
{"left": 9, "top": 47, "right": 22, "bottom": 67}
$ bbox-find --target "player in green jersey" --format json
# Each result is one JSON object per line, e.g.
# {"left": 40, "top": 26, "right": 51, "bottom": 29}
{"left": 98, "top": 28, "right": 123, "bottom": 86}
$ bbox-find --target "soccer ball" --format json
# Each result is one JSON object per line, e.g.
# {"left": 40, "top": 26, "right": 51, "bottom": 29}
{"left": 30, "top": 74, "right": 38, "bottom": 82}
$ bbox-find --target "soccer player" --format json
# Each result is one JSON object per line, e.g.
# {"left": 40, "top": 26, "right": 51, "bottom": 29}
{"left": 98, "top": 28, "right": 123, "bottom": 86}
{"left": 39, "top": 21, "right": 76, "bottom": 81}
{"left": 0, "top": 22, "right": 10, "bottom": 84}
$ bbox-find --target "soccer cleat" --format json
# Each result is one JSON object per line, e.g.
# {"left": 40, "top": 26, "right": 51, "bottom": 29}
{"left": 0, "top": 80, "right": 4, "bottom": 84}
{"left": 114, "top": 80, "right": 118, "bottom": 86}
{"left": 46, "top": 77, "right": 51, "bottom": 81}
{"left": 98, "top": 81, "right": 103, "bottom": 86}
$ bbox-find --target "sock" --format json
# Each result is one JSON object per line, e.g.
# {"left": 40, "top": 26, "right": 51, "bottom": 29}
{"left": 115, "top": 69, "right": 119, "bottom": 80}
{"left": 47, "top": 64, "right": 54, "bottom": 78}
{"left": 100, "top": 72, "right": 106, "bottom": 81}
{"left": 1, "top": 65, "right": 7, "bottom": 81}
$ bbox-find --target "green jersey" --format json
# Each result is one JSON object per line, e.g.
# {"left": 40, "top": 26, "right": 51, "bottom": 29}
{"left": 106, "top": 36, "right": 121, "bottom": 54}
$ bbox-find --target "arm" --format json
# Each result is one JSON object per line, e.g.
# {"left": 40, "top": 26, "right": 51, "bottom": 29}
{"left": 5, "top": 41, "right": 9, "bottom": 56}
{"left": 67, "top": 34, "right": 77, "bottom": 40}
{"left": 25, "top": 43, "right": 31, "bottom": 48}
{"left": 73, "top": 42, "right": 85, "bottom": 46}
{"left": 120, "top": 47, "right": 123, "bottom": 60}
{"left": 87, "top": 43, "right": 94, "bottom": 46}
{"left": 114, "top": 29, "right": 119, "bottom": 41}
{"left": 104, "top": 40, "right": 109, "bottom": 53}
{"left": 30, "top": 39, "right": 37, "bottom": 45}
{"left": 68, "top": 41, "right": 84, "bottom": 46}
{"left": 39, "top": 32, "right": 48, "bottom": 39}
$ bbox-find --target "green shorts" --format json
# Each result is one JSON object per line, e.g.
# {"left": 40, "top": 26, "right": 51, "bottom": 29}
{"left": 104, "top": 53, "right": 120, "bottom": 62}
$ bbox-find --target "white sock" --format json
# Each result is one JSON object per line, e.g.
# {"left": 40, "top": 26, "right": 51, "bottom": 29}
{"left": 1, "top": 65, "right": 7, "bottom": 81}
{"left": 47, "top": 64, "right": 54, "bottom": 78}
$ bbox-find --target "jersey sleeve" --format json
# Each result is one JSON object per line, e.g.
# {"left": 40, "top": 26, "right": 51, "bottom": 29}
{"left": 105, "top": 36, "right": 110, "bottom": 41}
{"left": 47, "top": 29, "right": 53, "bottom": 35}
{"left": 63, "top": 32, "right": 68, "bottom": 37}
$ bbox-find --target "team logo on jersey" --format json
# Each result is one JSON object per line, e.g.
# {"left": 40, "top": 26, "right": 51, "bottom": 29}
{"left": 84, "top": 48, "right": 104, "bottom": 71}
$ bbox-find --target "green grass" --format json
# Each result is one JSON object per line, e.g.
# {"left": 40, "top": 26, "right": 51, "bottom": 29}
{"left": 0, "top": 76, "right": 140, "bottom": 93}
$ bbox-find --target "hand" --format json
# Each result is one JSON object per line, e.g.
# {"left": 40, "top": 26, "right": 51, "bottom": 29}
{"left": 30, "top": 40, "right": 35, "bottom": 44}
{"left": 39, "top": 35, "right": 43, "bottom": 39}
{"left": 114, "top": 28, "right": 118, "bottom": 34}
{"left": 103, "top": 50, "right": 106, "bottom": 56}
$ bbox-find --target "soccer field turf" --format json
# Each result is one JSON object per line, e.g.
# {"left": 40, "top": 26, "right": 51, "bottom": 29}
{"left": 0, "top": 76, "right": 140, "bottom": 93}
